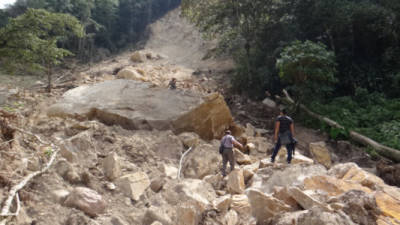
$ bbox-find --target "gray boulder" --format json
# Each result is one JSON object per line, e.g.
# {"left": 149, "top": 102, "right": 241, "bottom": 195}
{"left": 47, "top": 80, "right": 233, "bottom": 140}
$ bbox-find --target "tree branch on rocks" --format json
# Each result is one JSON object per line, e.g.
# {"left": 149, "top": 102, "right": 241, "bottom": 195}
{"left": 178, "top": 147, "right": 193, "bottom": 180}
{"left": 0, "top": 126, "right": 61, "bottom": 225}
{"left": 277, "top": 89, "right": 400, "bottom": 163}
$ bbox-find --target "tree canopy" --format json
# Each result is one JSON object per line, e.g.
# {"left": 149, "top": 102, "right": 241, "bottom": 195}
{"left": 0, "top": 8, "right": 84, "bottom": 90}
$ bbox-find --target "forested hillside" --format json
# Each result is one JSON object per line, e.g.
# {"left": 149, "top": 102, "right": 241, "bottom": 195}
{"left": 0, "top": 0, "right": 181, "bottom": 62}
{"left": 182, "top": 0, "right": 400, "bottom": 152}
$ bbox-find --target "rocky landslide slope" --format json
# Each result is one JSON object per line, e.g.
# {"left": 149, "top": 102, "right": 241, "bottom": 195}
{"left": 0, "top": 6, "right": 400, "bottom": 225}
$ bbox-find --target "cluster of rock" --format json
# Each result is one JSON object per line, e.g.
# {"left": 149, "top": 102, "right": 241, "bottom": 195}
{"left": 29, "top": 113, "right": 399, "bottom": 225}
{"left": 36, "top": 78, "right": 400, "bottom": 225}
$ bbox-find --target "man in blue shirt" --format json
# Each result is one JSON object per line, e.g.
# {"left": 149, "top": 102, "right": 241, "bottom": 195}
{"left": 271, "top": 108, "right": 295, "bottom": 164}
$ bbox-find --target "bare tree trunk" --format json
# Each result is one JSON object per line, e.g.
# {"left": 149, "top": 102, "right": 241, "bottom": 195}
{"left": 278, "top": 89, "right": 400, "bottom": 163}
{"left": 47, "top": 63, "right": 52, "bottom": 93}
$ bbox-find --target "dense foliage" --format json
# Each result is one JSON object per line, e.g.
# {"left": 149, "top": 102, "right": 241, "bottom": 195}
{"left": 182, "top": 0, "right": 400, "bottom": 150}
{"left": 0, "top": 0, "right": 181, "bottom": 61}
{"left": 0, "top": 8, "right": 84, "bottom": 91}
{"left": 277, "top": 40, "right": 337, "bottom": 103}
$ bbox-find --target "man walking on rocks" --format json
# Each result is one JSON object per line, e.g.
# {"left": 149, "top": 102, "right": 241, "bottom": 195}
{"left": 220, "top": 130, "right": 243, "bottom": 176}
{"left": 271, "top": 108, "right": 295, "bottom": 164}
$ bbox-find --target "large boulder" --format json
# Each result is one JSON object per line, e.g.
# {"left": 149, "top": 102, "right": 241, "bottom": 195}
{"left": 162, "top": 179, "right": 216, "bottom": 213}
{"left": 48, "top": 80, "right": 233, "bottom": 140}
{"left": 335, "top": 190, "right": 380, "bottom": 225}
{"left": 183, "top": 142, "right": 220, "bottom": 179}
{"left": 64, "top": 187, "right": 106, "bottom": 217}
{"left": 116, "top": 67, "right": 147, "bottom": 81}
{"left": 227, "top": 169, "right": 245, "bottom": 194}
{"left": 309, "top": 142, "right": 332, "bottom": 168}
{"left": 247, "top": 189, "right": 292, "bottom": 224}
{"left": 282, "top": 207, "right": 357, "bottom": 225}
{"left": 230, "top": 194, "right": 251, "bottom": 216}
{"left": 251, "top": 164, "right": 327, "bottom": 194}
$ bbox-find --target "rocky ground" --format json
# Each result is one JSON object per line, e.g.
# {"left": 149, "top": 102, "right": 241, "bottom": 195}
{"left": 0, "top": 7, "right": 400, "bottom": 225}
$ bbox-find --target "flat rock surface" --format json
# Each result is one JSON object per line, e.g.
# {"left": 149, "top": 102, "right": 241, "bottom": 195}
{"left": 47, "top": 80, "right": 232, "bottom": 139}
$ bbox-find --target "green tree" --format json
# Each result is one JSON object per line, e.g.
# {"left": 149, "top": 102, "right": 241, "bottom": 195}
{"left": 276, "top": 40, "right": 337, "bottom": 103}
{"left": 0, "top": 8, "right": 84, "bottom": 92}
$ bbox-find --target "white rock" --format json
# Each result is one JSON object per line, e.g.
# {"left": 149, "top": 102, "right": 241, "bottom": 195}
{"left": 288, "top": 187, "right": 329, "bottom": 210}
{"left": 102, "top": 152, "right": 121, "bottom": 180}
{"left": 213, "top": 195, "right": 231, "bottom": 212}
{"left": 227, "top": 169, "right": 245, "bottom": 194}
{"left": 233, "top": 148, "right": 252, "bottom": 165}
{"left": 116, "top": 172, "right": 150, "bottom": 201}
{"left": 246, "top": 189, "right": 292, "bottom": 223}
{"left": 224, "top": 210, "right": 238, "bottom": 225}
{"left": 51, "top": 189, "right": 70, "bottom": 204}
{"left": 262, "top": 98, "right": 277, "bottom": 108}
{"left": 105, "top": 182, "right": 116, "bottom": 191}
{"left": 231, "top": 194, "right": 251, "bottom": 216}
{"left": 160, "top": 164, "right": 178, "bottom": 179}
{"left": 117, "top": 68, "right": 147, "bottom": 81}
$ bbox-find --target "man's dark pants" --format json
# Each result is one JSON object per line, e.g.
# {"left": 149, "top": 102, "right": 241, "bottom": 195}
{"left": 221, "top": 147, "right": 235, "bottom": 176}
{"left": 271, "top": 137, "right": 295, "bottom": 163}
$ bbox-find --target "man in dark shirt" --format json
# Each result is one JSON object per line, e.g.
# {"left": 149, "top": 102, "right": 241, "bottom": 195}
{"left": 271, "top": 108, "right": 295, "bottom": 164}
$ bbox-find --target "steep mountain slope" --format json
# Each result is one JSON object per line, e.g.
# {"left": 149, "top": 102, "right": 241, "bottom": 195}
{"left": 0, "top": 6, "right": 399, "bottom": 225}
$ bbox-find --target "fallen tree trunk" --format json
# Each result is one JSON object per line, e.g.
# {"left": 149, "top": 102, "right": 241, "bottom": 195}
{"left": 278, "top": 90, "right": 400, "bottom": 163}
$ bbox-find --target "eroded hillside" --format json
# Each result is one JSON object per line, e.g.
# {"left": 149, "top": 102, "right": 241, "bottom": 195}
{"left": 0, "top": 7, "right": 399, "bottom": 225}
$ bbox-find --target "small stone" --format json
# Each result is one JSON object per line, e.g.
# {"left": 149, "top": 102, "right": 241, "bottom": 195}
{"left": 262, "top": 98, "right": 277, "bottom": 108}
{"left": 51, "top": 189, "right": 70, "bottom": 204}
{"left": 150, "top": 178, "right": 165, "bottom": 193}
{"left": 102, "top": 152, "right": 122, "bottom": 181}
{"left": 110, "top": 216, "right": 129, "bottom": 225}
{"left": 130, "top": 51, "right": 144, "bottom": 62}
{"left": 160, "top": 164, "right": 178, "bottom": 179}
{"left": 65, "top": 170, "right": 81, "bottom": 184}
{"left": 116, "top": 172, "right": 150, "bottom": 201}
{"left": 105, "top": 182, "right": 116, "bottom": 191}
